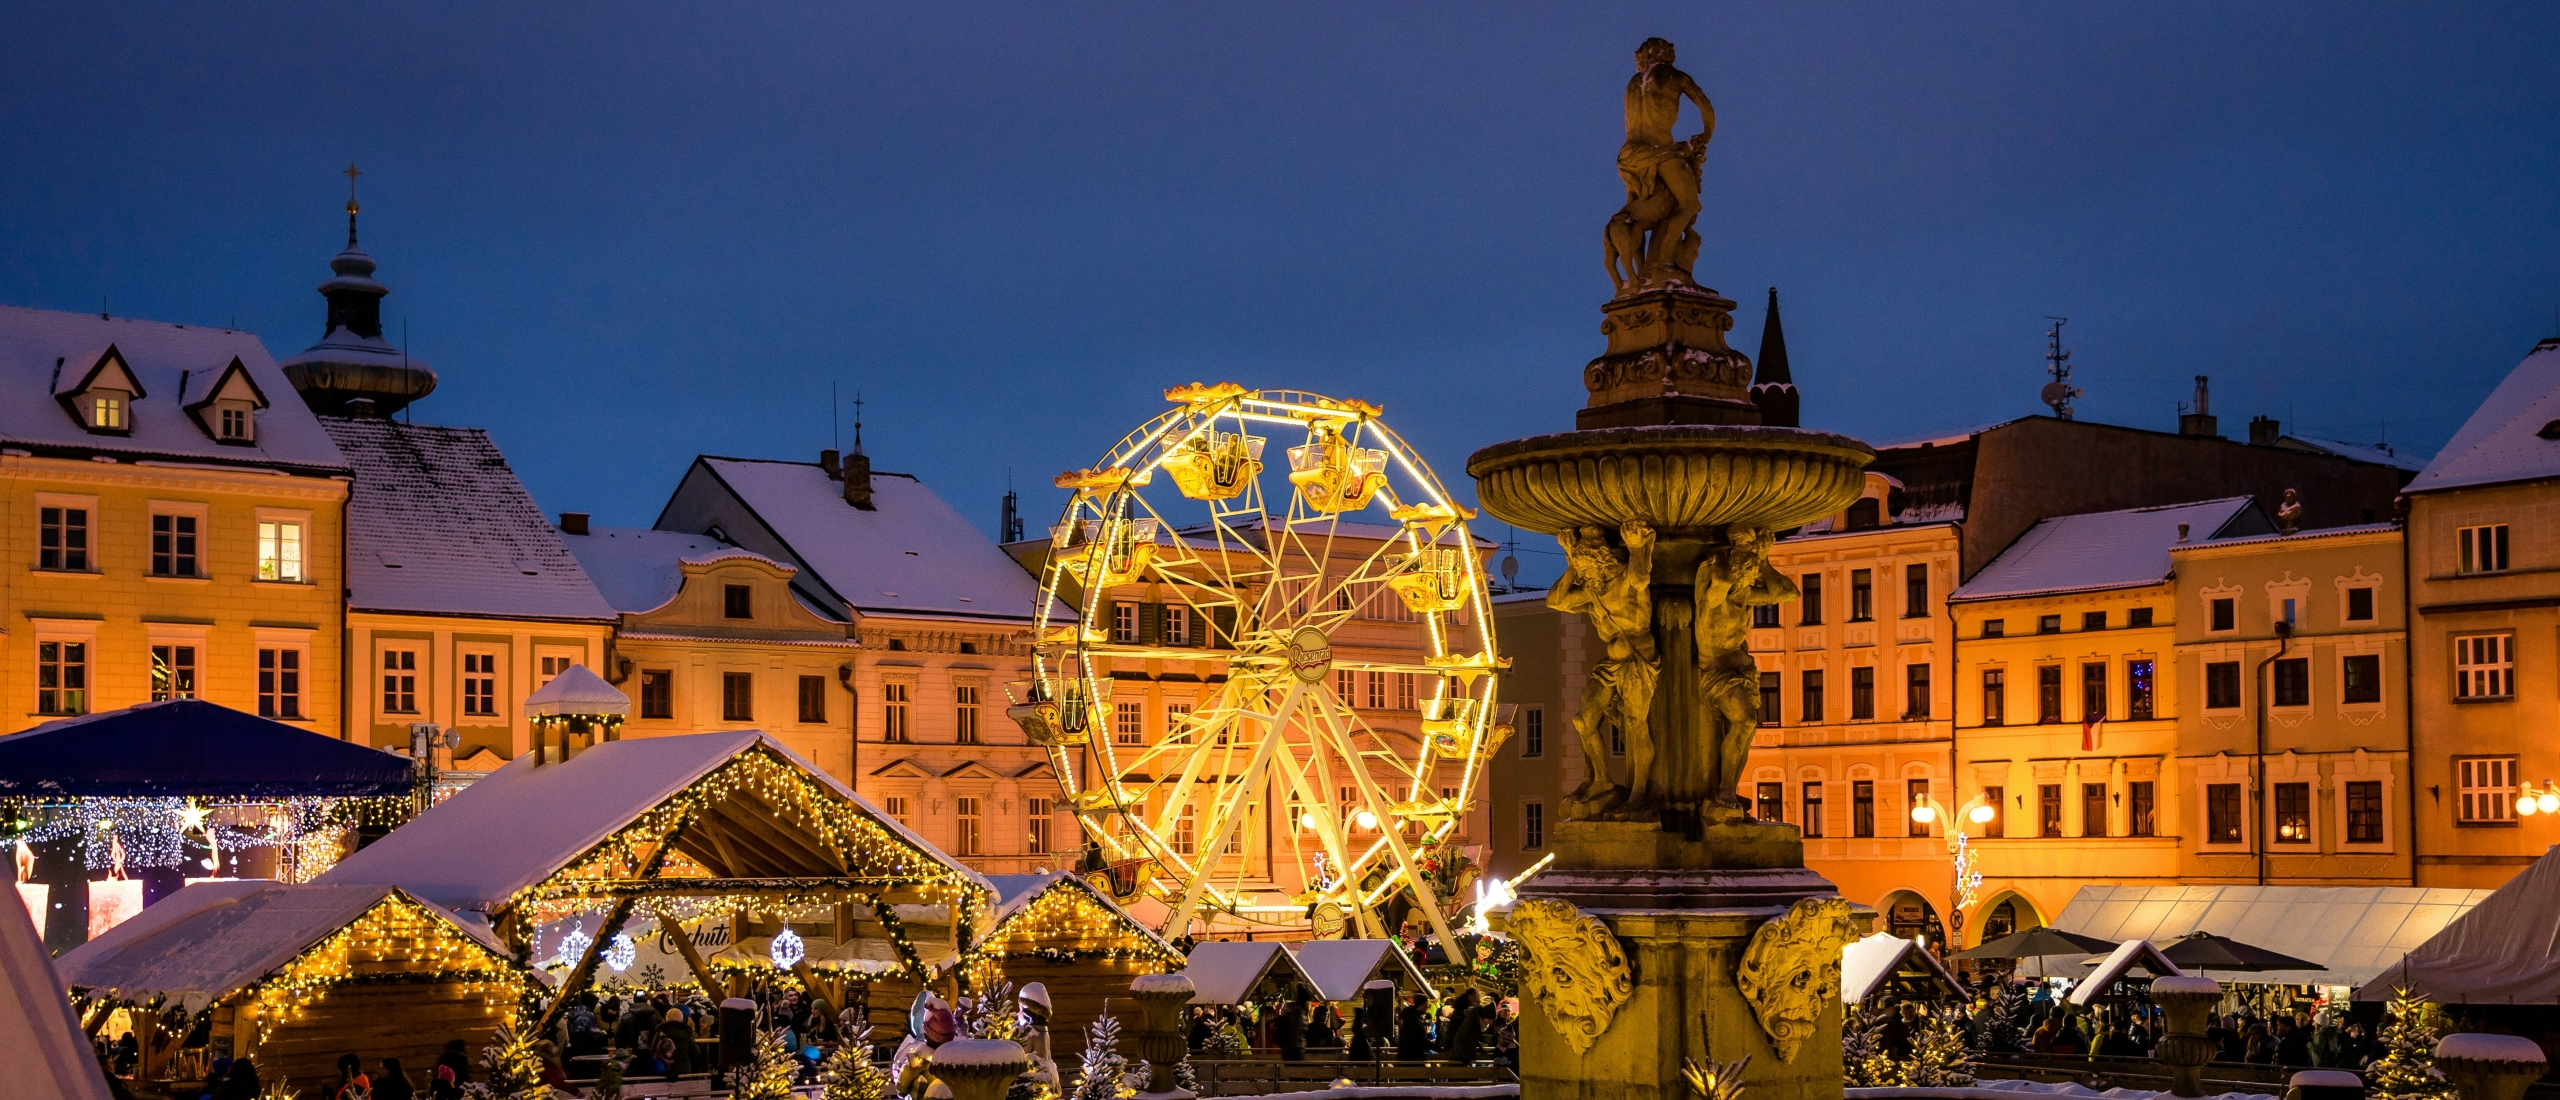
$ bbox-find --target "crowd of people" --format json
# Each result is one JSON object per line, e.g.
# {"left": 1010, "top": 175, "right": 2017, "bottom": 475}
{"left": 1963, "top": 979, "right": 2388, "bottom": 1071}
{"left": 1187, "top": 984, "right": 1516, "bottom": 1066}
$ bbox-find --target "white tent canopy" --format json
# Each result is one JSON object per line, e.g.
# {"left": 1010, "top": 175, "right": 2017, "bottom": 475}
{"left": 1843, "top": 932, "right": 1965, "bottom": 1004}
{"left": 2355, "top": 845, "right": 2560, "bottom": 1003}
{"left": 1291, "top": 939, "right": 1434, "bottom": 1003}
{"left": 2053, "top": 884, "right": 2492, "bottom": 989}
{"left": 0, "top": 883, "right": 112, "bottom": 1100}
{"left": 1184, "top": 941, "right": 1317, "bottom": 1006}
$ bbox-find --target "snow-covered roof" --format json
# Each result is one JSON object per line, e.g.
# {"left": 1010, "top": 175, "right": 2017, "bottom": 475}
{"left": 0, "top": 305, "right": 347, "bottom": 472}
{"left": 1870, "top": 419, "right": 2026, "bottom": 451}
{"left": 2055, "top": 883, "right": 2494, "bottom": 991}
{"left": 1952, "top": 497, "right": 2264, "bottom": 602}
{"left": 0, "top": 878, "right": 112, "bottom": 1100}
{"left": 1842, "top": 931, "right": 1964, "bottom": 1004}
{"left": 2279, "top": 435, "right": 2429, "bottom": 473}
{"left": 2068, "top": 939, "right": 2184, "bottom": 1006}
{"left": 324, "top": 417, "right": 616, "bottom": 622}
{"left": 675, "top": 458, "right": 1050, "bottom": 622}
{"left": 561, "top": 525, "right": 733, "bottom": 614}
{"left": 318, "top": 730, "right": 991, "bottom": 913}
{"left": 2169, "top": 522, "right": 2400, "bottom": 555}
{"left": 1289, "top": 939, "right": 1433, "bottom": 1002}
{"left": 523, "top": 664, "right": 629, "bottom": 717}
{"left": 977, "top": 872, "right": 1176, "bottom": 959}
{"left": 2355, "top": 844, "right": 2560, "bottom": 1003}
{"left": 2407, "top": 340, "right": 2560, "bottom": 494}
{"left": 1183, "top": 940, "right": 1315, "bottom": 1005}
{"left": 54, "top": 881, "right": 511, "bottom": 1014}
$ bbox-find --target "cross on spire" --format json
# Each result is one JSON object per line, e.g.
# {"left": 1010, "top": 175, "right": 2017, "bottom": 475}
{"left": 342, "top": 162, "right": 364, "bottom": 248}
{"left": 851, "top": 392, "right": 866, "bottom": 455}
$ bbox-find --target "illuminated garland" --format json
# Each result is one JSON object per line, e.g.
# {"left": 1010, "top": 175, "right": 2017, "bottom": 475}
{"left": 229, "top": 892, "right": 531, "bottom": 1043}
{"left": 3, "top": 796, "right": 407, "bottom": 877}
{"left": 970, "top": 885, "right": 1183, "bottom": 968}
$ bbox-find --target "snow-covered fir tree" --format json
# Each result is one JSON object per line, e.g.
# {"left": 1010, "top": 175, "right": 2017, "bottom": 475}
{"left": 464, "top": 1026, "right": 555, "bottom": 1100}
{"left": 1901, "top": 1009, "right": 1977, "bottom": 1088}
{"left": 1073, "top": 1015, "right": 1134, "bottom": 1100}
{"left": 1841, "top": 1005, "right": 1895, "bottom": 1088}
{"left": 730, "top": 1027, "right": 801, "bottom": 1100}
{"left": 2366, "top": 989, "right": 2452, "bottom": 1100}
{"left": 820, "top": 1023, "right": 893, "bottom": 1100}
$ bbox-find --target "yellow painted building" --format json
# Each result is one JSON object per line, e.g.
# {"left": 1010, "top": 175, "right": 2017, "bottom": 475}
{"left": 1, "top": 307, "right": 349, "bottom": 734}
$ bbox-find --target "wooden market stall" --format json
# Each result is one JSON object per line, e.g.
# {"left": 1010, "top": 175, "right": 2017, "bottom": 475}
{"left": 55, "top": 881, "right": 533, "bottom": 1093}
{"left": 1290, "top": 939, "right": 1433, "bottom": 1005}
{"left": 834, "top": 872, "right": 1181, "bottom": 1038}
{"left": 1841, "top": 931, "right": 1966, "bottom": 1006}
{"left": 1184, "top": 941, "right": 1318, "bottom": 1007}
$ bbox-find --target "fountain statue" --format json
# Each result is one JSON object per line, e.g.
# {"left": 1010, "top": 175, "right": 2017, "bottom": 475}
{"left": 1470, "top": 38, "right": 1877, "bottom": 1100}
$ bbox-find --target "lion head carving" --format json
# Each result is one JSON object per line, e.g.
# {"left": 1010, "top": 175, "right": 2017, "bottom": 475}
{"left": 1509, "top": 897, "right": 1633, "bottom": 1056}
{"left": 1733, "top": 896, "right": 1856, "bottom": 1062}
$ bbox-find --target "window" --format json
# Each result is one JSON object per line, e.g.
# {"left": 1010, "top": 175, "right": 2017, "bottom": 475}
{"left": 2082, "top": 611, "right": 2106, "bottom": 631}
{"left": 1980, "top": 785, "right": 2006, "bottom": 838}
{"left": 723, "top": 584, "right": 752, "bottom": 619}
{"left": 1174, "top": 804, "right": 1196, "bottom": 856}
{"left": 1163, "top": 604, "right": 1192, "bottom": 645}
{"left": 1365, "top": 671, "right": 1387, "bottom": 710}
{"left": 717, "top": 672, "right": 754, "bottom": 721}
{"left": 955, "top": 798, "right": 982, "bottom": 856}
{"left": 1850, "top": 667, "right": 1875, "bottom": 720}
{"left": 1904, "top": 563, "right": 1929, "bottom": 618}
{"left": 91, "top": 393, "right": 124, "bottom": 430}
{"left": 2456, "top": 757, "right": 2517, "bottom": 823}
{"left": 151, "top": 644, "right": 198, "bottom": 701}
{"left": 1753, "top": 603, "right": 1779, "bottom": 628}
{"left": 1112, "top": 601, "right": 1139, "bottom": 643}
{"left": 2037, "top": 665, "right": 2063, "bottom": 723}
{"left": 2039, "top": 784, "right": 2064, "bottom": 838}
{"left": 2128, "top": 607, "right": 2154, "bottom": 627}
{"left": 1522, "top": 802, "right": 1545, "bottom": 850}
{"left": 382, "top": 649, "right": 418, "bottom": 714}
{"left": 1757, "top": 782, "right": 1785, "bottom": 822}
{"left": 1801, "top": 669, "right": 1825, "bottom": 724}
{"left": 641, "top": 670, "right": 674, "bottom": 719}
{"left": 884, "top": 796, "right": 911, "bottom": 827}
{"left": 2342, "top": 654, "right": 2382, "bottom": 705}
{"left": 799, "top": 675, "right": 828, "bottom": 723}
{"left": 538, "top": 656, "right": 572, "bottom": 687}
{"left": 1166, "top": 702, "right": 1192, "bottom": 744}
{"left": 2081, "top": 663, "right": 2107, "bottom": 721}
{"left": 1903, "top": 663, "right": 1931, "bottom": 719}
{"left": 1849, "top": 569, "right": 1873, "bottom": 622}
{"left": 1802, "top": 782, "right": 1827, "bottom": 837}
{"left": 2210, "top": 597, "right": 2236, "bottom": 632}
{"left": 219, "top": 406, "right": 249, "bottom": 441}
{"left": 37, "top": 641, "right": 87, "bottom": 715}
{"left": 2458, "top": 524, "right": 2511, "bottom": 574}
{"left": 1799, "top": 574, "right": 1823, "bottom": 625}
{"left": 1395, "top": 673, "right": 1416, "bottom": 711}
{"left": 1336, "top": 668, "right": 1355, "bottom": 702}
{"left": 2082, "top": 783, "right": 2108, "bottom": 838}
{"left": 258, "top": 648, "right": 302, "bottom": 719}
{"left": 1114, "top": 701, "right": 1143, "bottom": 746}
{"left": 257, "top": 520, "right": 303, "bottom": 582}
{"left": 1522, "top": 707, "right": 1544, "bottom": 757}
{"left": 2272, "top": 658, "right": 2310, "bottom": 707}
{"left": 39, "top": 506, "right": 90, "bottom": 571}
{"left": 1908, "top": 778, "right": 1932, "bottom": 837}
{"left": 462, "top": 653, "right": 500, "bottom": 717}
{"left": 2128, "top": 781, "right": 2156, "bottom": 837}
{"left": 2127, "top": 660, "right": 2156, "bottom": 720}
{"left": 1759, "top": 673, "right": 1782, "bottom": 726}
{"left": 883, "top": 682, "right": 912, "bottom": 742}
{"left": 151, "top": 514, "right": 199, "bottom": 577}
{"left": 2277, "top": 597, "right": 2300, "bottom": 628}
{"left": 2346, "top": 587, "right": 2376, "bottom": 622}
{"left": 1226, "top": 807, "right": 1246, "bottom": 854}
{"left": 2273, "top": 782, "right": 2311, "bottom": 843}
{"left": 1027, "top": 798, "right": 1054, "bottom": 854}
{"left": 955, "top": 684, "right": 981, "bottom": 743}
{"left": 1981, "top": 619, "right": 2005, "bottom": 638}
{"left": 2454, "top": 634, "right": 2513, "bottom": 700}
{"left": 2207, "top": 783, "right": 2245, "bottom": 843}
{"left": 2038, "top": 614, "right": 2061, "bottom": 635}
{"left": 1851, "top": 781, "right": 1875, "bottom": 837}
{"left": 1980, "top": 669, "right": 2005, "bottom": 726}
{"left": 2346, "top": 781, "right": 2383, "bottom": 843}
{"left": 2206, "top": 661, "right": 2243, "bottom": 709}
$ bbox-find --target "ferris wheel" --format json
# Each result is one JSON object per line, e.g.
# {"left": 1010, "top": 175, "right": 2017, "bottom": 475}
{"left": 1007, "top": 384, "right": 1508, "bottom": 948}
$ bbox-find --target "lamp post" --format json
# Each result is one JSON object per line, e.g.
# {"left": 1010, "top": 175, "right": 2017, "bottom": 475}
{"left": 1910, "top": 792, "right": 1995, "bottom": 958}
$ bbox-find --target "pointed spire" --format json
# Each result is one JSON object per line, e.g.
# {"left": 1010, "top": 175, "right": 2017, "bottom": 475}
{"left": 1751, "top": 287, "right": 1801, "bottom": 427}
{"left": 850, "top": 392, "right": 866, "bottom": 456}
{"left": 343, "top": 162, "right": 363, "bottom": 248}
{"left": 280, "top": 166, "right": 437, "bottom": 417}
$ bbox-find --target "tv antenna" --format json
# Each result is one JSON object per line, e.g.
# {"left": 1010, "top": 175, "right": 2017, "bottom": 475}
{"left": 2040, "top": 316, "right": 2081, "bottom": 420}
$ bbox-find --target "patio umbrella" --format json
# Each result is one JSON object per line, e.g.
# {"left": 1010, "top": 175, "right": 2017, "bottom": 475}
{"left": 1951, "top": 926, "right": 2119, "bottom": 962}
{"left": 2158, "top": 931, "right": 2325, "bottom": 975}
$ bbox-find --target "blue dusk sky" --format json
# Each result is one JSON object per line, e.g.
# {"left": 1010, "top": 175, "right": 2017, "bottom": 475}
{"left": 5, "top": 3, "right": 2558, "bottom": 574}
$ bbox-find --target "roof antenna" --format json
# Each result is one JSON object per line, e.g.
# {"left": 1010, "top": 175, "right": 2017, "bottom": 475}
{"left": 1500, "top": 528, "right": 1521, "bottom": 591}
{"left": 2040, "top": 316, "right": 2080, "bottom": 420}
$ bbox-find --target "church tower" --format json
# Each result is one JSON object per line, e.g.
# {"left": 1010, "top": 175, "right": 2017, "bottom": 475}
{"left": 1749, "top": 287, "right": 1800, "bottom": 428}
{"left": 280, "top": 165, "right": 438, "bottom": 417}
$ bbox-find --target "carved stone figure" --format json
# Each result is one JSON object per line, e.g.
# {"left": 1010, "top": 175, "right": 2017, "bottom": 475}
{"left": 1693, "top": 526, "right": 1799, "bottom": 808}
{"left": 1509, "top": 897, "right": 1634, "bottom": 1056}
{"left": 1734, "top": 896, "right": 1857, "bottom": 1063}
{"left": 1546, "top": 521, "right": 1658, "bottom": 818}
{"left": 1606, "top": 37, "right": 1716, "bottom": 295}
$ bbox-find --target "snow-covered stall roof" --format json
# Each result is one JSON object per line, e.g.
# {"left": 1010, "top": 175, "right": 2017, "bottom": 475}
{"left": 1842, "top": 932, "right": 1964, "bottom": 1004}
{"left": 970, "top": 873, "right": 1179, "bottom": 963}
{"left": 2406, "top": 339, "right": 2560, "bottom": 494}
{"left": 2055, "top": 883, "right": 2494, "bottom": 990}
{"left": 54, "top": 882, "right": 512, "bottom": 1014}
{"left": 0, "top": 305, "right": 347, "bottom": 473}
{"left": 0, "top": 878, "right": 112, "bottom": 1100}
{"left": 1184, "top": 940, "right": 1316, "bottom": 1005}
{"left": 523, "top": 664, "right": 630, "bottom": 717}
{"left": 324, "top": 417, "right": 616, "bottom": 622}
{"left": 2068, "top": 940, "right": 2183, "bottom": 1006}
{"left": 1290, "top": 939, "right": 1433, "bottom": 1003}
{"left": 660, "top": 457, "right": 1051, "bottom": 622}
{"left": 317, "top": 730, "right": 990, "bottom": 914}
{"left": 1952, "top": 497, "right": 2265, "bottom": 602}
{"left": 2355, "top": 845, "right": 2560, "bottom": 1003}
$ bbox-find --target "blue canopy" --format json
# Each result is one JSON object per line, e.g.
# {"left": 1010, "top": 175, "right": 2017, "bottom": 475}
{"left": 0, "top": 700, "right": 412, "bottom": 799}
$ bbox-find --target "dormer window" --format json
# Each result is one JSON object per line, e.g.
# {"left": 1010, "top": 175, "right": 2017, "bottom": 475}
{"left": 186, "top": 357, "right": 270, "bottom": 446}
{"left": 220, "top": 407, "right": 249, "bottom": 440}
{"left": 91, "top": 394, "right": 126, "bottom": 430}
{"left": 55, "top": 345, "right": 146, "bottom": 437}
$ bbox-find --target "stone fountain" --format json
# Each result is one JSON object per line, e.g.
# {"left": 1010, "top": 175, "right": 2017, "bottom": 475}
{"left": 1469, "top": 37, "right": 1876, "bottom": 1100}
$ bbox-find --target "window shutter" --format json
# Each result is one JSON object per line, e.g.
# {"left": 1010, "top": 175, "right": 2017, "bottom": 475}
{"left": 1212, "top": 607, "right": 1238, "bottom": 648}
{"left": 1139, "top": 602, "right": 1160, "bottom": 645}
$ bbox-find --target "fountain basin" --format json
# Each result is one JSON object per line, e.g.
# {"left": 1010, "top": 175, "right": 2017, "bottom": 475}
{"left": 1467, "top": 424, "right": 1875, "bottom": 537}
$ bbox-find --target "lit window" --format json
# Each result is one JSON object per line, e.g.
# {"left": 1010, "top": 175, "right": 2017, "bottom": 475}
{"left": 2456, "top": 757, "right": 2517, "bottom": 823}
{"left": 2040, "top": 784, "right": 2065, "bottom": 838}
{"left": 259, "top": 648, "right": 303, "bottom": 720}
{"left": 1848, "top": 569, "right": 1873, "bottom": 622}
{"left": 39, "top": 506, "right": 90, "bottom": 571}
{"left": 955, "top": 684, "right": 981, "bottom": 744}
{"left": 151, "top": 514, "right": 199, "bottom": 577}
{"left": 1757, "top": 783, "right": 1785, "bottom": 823}
{"left": 1802, "top": 782, "right": 1826, "bottom": 838}
{"left": 2273, "top": 782, "right": 2311, "bottom": 844}
{"left": 91, "top": 395, "right": 124, "bottom": 430}
{"left": 882, "top": 682, "right": 911, "bottom": 742}
{"left": 2127, "top": 660, "right": 2156, "bottom": 719}
{"left": 38, "top": 642, "right": 87, "bottom": 716}
{"left": 721, "top": 671, "right": 753, "bottom": 722}
{"left": 151, "top": 644, "right": 199, "bottom": 701}
{"left": 463, "top": 653, "right": 500, "bottom": 717}
{"left": 2458, "top": 525, "right": 2510, "bottom": 574}
{"left": 2453, "top": 634, "right": 2513, "bottom": 700}
{"left": 382, "top": 649, "right": 418, "bottom": 714}
{"left": 258, "top": 520, "right": 304, "bottom": 582}
{"left": 2128, "top": 782, "right": 2155, "bottom": 837}
{"left": 2037, "top": 665, "right": 2063, "bottom": 723}
{"left": 955, "top": 798, "right": 982, "bottom": 856}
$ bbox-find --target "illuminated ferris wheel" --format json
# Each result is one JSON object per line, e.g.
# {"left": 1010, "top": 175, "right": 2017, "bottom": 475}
{"left": 1007, "top": 384, "right": 1507, "bottom": 947}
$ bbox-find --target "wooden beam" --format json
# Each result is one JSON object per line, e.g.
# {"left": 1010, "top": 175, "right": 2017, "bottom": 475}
{"left": 792, "top": 958, "right": 838, "bottom": 1018}
{"left": 656, "top": 910, "right": 724, "bottom": 1005}
{"left": 537, "top": 896, "right": 636, "bottom": 1035}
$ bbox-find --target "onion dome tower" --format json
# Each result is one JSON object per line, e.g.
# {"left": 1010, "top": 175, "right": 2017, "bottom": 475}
{"left": 1749, "top": 286, "right": 1799, "bottom": 428}
{"left": 279, "top": 165, "right": 437, "bottom": 417}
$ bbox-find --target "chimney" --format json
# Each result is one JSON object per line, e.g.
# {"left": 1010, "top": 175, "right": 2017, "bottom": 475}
{"left": 2178, "top": 375, "right": 2219, "bottom": 437}
{"left": 2249, "top": 416, "right": 2281, "bottom": 446}
{"left": 819, "top": 449, "right": 841, "bottom": 478}
{"left": 559, "top": 512, "right": 589, "bottom": 536}
{"left": 843, "top": 449, "right": 874, "bottom": 510}
{"left": 2177, "top": 523, "right": 2190, "bottom": 543}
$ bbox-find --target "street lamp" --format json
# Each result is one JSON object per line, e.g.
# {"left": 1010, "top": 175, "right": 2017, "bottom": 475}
{"left": 1911, "top": 792, "right": 1994, "bottom": 957}
{"left": 2517, "top": 781, "right": 2560, "bottom": 817}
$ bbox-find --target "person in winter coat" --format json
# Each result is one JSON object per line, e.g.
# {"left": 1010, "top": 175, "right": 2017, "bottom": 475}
{"left": 374, "top": 1057, "right": 415, "bottom": 1100}
{"left": 1273, "top": 998, "right": 1307, "bottom": 1061}
{"left": 1395, "top": 996, "right": 1431, "bottom": 1061}
{"left": 211, "top": 1057, "right": 262, "bottom": 1100}
{"left": 1440, "top": 991, "right": 1484, "bottom": 1062}
{"left": 433, "top": 1039, "right": 471, "bottom": 1099}
{"left": 1347, "top": 1006, "right": 1376, "bottom": 1061}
